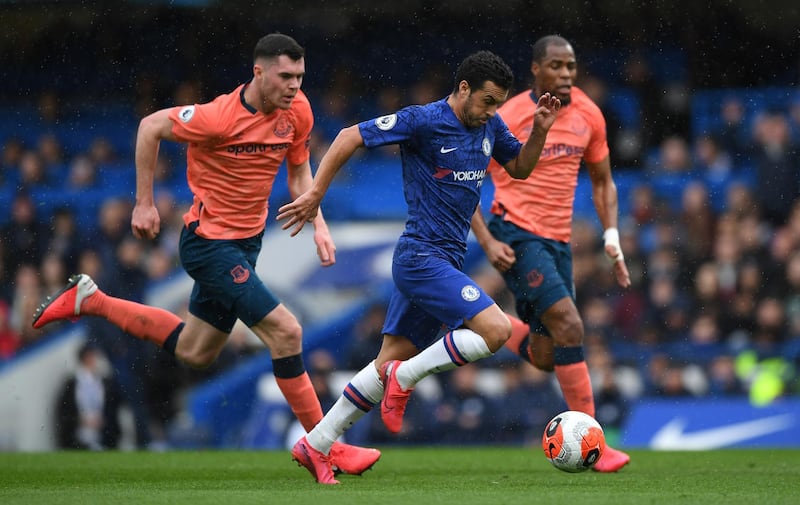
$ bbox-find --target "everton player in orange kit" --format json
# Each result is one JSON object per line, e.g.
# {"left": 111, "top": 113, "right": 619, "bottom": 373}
{"left": 471, "top": 35, "right": 631, "bottom": 472}
{"left": 32, "top": 33, "right": 379, "bottom": 474}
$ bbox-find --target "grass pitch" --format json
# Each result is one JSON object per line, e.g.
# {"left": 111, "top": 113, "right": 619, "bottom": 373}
{"left": 0, "top": 448, "right": 797, "bottom": 505}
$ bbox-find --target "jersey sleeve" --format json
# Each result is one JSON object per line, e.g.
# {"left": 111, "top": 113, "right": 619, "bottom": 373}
{"left": 286, "top": 95, "right": 313, "bottom": 166}
{"left": 490, "top": 117, "right": 522, "bottom": 166}
{"left": 358, "top": 105, "right": 425, "bottom": 148}
{"left": 583, "top": 105, "right": 610, "bottom": 164}
{"left": 169, "top": 100, "right": 226, "bottom": 145}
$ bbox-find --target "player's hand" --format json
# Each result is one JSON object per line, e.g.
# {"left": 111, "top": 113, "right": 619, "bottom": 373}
{"left": 603, "top": 228, "right": 631, "bottom": 288}
{"left": 610, "top": 254, "right": 631, "bottom": 288}
{"left": 131, "top": 204, "right": 160, "bottom": 240}
{"left": 532, "top": 92, "right": 561, "bottom": 134}
{"left": 313, "top": 222, "right": 337, "bottom": 267}
{"left": 484, "top": 237, "right": 516, "bottom": 273}
{"left": 277, "top": 191, "right": 321, "bottom": 237}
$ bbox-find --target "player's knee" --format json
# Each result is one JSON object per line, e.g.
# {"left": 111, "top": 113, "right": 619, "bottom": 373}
{"left": 177, "top": 349, "right": 218, "bottom": 369}
{"left": 550, "top": 312, "right": 584, "bottom": 347}
{"left": 532, "top": 353, "right": 555, "bottom": 372}
{"left": 280, "top": 319, "right": 303, "bottom": 348}
{"left": 528, "top": 340, "right": 555, "bottom": 371}
{"left": 266, "top": 319, "right": 304, "bottom": 356}
{"left": 484, "top": 316, "right": 513, "bottom": 352}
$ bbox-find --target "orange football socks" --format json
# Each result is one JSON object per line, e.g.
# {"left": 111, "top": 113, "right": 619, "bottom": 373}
{"left": 554, "top": 361, "right": 595, "bottom": 417}
{"left": 275, "top": 373, "right": 324, "bottom": 432}
{"left": 85, "top": 289, "right": 183, "bottom": 347}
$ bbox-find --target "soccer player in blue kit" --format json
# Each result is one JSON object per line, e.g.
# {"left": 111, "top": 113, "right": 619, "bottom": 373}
{"left": 278, "top": 50, "right": 560, "bottom": 484}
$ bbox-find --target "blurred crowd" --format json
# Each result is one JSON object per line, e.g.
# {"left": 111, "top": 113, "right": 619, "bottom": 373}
{"left": 1, "top": 53, "right": 800, "bottom": 448}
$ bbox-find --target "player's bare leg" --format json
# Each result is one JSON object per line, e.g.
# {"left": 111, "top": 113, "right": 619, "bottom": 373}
{"left": 380, "top": 305, "right": 510, "bottom": 433}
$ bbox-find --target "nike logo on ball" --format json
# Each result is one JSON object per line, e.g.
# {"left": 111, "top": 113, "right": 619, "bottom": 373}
{"left": 440, "top": 146, "right": 458, "bottom": 153}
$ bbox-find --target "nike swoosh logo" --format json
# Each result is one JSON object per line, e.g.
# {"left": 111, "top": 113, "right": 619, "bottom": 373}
{"left": 650, "top": 414, "right": 795, "bottom": 450}
{"left": 440, "top": 146, "right": 458, "bottom": 153}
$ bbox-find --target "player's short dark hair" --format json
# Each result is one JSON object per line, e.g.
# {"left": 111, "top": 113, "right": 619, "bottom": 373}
{"left": 254, "top": 33, "right": 304, "bottom": 62}
{"left": 453, "top": 50, "right": 514, "bottom": 94}
{"left": 531, "top": 35, "right": 571, "bottom": 63}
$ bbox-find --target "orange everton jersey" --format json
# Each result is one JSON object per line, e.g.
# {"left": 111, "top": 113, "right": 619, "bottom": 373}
{"left": 488, "top": 86, "right": 608, "bottom": 242}
{"left": 169, "top": 84, "right": 313, "bottom": 239}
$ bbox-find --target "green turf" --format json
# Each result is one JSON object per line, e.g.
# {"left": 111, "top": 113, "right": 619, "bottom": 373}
{"left": 0, "top": 448, "right": 797, "bottom": 505}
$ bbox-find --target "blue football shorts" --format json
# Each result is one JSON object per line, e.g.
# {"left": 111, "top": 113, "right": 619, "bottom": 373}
{"left": 178, "top": 221, "right": 279, "bottom": 333}
{"left": 488, "top": 216, "right": 574, "bottom": 337}
{"left": 382, "top": 252, "right": 495, "bottom": 350}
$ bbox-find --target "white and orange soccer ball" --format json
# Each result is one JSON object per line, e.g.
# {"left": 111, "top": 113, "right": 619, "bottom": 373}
{"left": 542, "top": 410, "right": 606, "bottom": 472}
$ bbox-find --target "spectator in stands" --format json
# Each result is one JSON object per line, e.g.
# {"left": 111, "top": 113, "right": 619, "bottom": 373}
{"left": 711, "top": 217, "right": 742, "bottom": 298}
{"left": 43, "top": 206, "right": 84, "bottom": 274}
{"left": 580, "top": 73, "right": 641, "bottom": 169}
{"left": 751, "top": 296, "right": 788, "bottom": 357}
{"left": 1, "top": 137, "right": 24, "bottom": 177}
{"left": 497, "top": 361, "right": 562, "bottom": 445}
{"left": 18, "top": 150, "right": 49, "bottom": 188}
{"left": 692, "top": 262, "right": 723, "bottom": 316}
{"left": 308, "top": 349, "right": 339, "bottom": 414}
{"left": 66, "top": 154, "right": 97, "bottom": 189}
{"left": 724, "top": 181, "right": 759, "bottom": 220}
{"left": 707, "top": 354, "right": 746, "bottom": 396}
{"left": 433, "top": 365, "right": 500, "bottom": 445}
{"left": 715, "top": 95, "right": 750, "bottom": 165}
{"left": 1, "top": 192, "right": 46, "bottom": 276}
{"left": 36, "top": 90, "right": 62, "bottom": 126}
{"left": 89, "top": 197, "right": 132, "bottom": 269}
{"left": 343, "top": 303, "right": 387, "bottom": 370}
{"left": 684, "top": 312, "right": 724, "bottom": 362}
{"left": 54, "top": 343, "right": 122, "bottom": 450}
{"left": 36, "top": 133, "right": 65, "bottom": 171}
{"left": 40, "top": 252, "right": 69, "bottom": 298}
{"left": 679, "top": 181, "right": 716, "bottom": 265}
{"left": 172, "top": 79, "right": 203, "bottom": 106}
{"left": 87, "top": 137, "right": 118, "bottom": 166}
{"left": 622, "top": 52, "right": 665, "bottom": 153}
{"left": 750, "top": 111, "right": 800, "bottom": 227}
{"left": 9, "top": 264, "right": 45, "bottom": 347}
{"left": 693, "top": 134, "right": 733, "bottom": 185}
{"left": 586, "top": 342, "right": 630, "bottom": 430}
{"left": 647, "top": 135, "right": 694, "bottom": 177}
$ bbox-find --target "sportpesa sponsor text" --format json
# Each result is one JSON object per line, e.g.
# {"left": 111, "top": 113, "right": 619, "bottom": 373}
{"left": 227, "top": 143, "right": 291, "bottom": 155}
{"left": 541, "top": 143, "right": 585, "bottom": 158}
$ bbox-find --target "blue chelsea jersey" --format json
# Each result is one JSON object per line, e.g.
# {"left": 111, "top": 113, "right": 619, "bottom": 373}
{"left": 358, "top": 98, "right": 522, "bottom": 266}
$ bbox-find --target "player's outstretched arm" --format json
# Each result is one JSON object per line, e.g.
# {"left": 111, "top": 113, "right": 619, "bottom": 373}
{"left": 504, "top": 92, "right": 560, "bottom": 179}
{"left": 277, "top": 125, "right": 365, "bottom": 236}
{"left": 287, "top": 159, "right": 337, "bottom": 267}
{"left": 587, "top": 156, "right": 631, "bottom": 288}
{"left": 132, "top": 108, "right": 178, "bottom": 240}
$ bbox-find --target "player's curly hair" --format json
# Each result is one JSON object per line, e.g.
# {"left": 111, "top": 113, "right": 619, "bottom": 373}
{"left": 452, "top": 50, "right": 513, "bottom": 93}
{"left": 254, "top": 33, "right": 304, "bottom": 62}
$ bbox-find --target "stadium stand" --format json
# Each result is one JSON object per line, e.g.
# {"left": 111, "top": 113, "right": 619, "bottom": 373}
{"left": 1, "top": 3, "right": 798, "bottom": 450}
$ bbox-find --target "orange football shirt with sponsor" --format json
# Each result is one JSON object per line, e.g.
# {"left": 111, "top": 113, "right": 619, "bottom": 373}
{"left": 169, "top": 84, "right": 312, "bottom": 240}
{"left": 488, "top": 86, "right": 608, "bottom": 242}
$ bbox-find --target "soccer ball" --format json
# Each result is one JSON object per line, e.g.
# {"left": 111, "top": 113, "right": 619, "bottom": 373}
{"left": 542, "top": 410, "right": 605, "bottom": 472}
